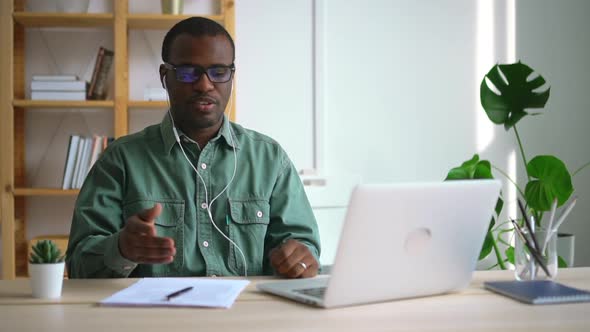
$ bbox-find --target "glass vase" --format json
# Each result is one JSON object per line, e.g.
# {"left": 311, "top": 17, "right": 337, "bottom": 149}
{"left": 514, "top": 227, "right": 558, "bottom": 281}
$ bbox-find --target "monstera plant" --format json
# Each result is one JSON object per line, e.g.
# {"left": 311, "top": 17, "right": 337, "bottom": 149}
{"left": 446, "top": 61, "right": 589, "bottom": 269}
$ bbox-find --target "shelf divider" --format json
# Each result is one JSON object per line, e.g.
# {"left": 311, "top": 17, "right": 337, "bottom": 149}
{"left": 127, "top": 14, "right": 224, "bottom": 30}
{"left": 128, "top": 101, "right": 167, "bottom": 109}
{"left": 13, "top": 188, "right": 80, "bottom": 196}
{"left": 13, "top": 12, "right": 114, "bottom": 28}
{"left": 13, "top": 100, "right": 114, "bottom": 109}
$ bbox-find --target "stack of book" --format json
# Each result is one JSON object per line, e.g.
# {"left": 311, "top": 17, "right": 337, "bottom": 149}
{"left": 62, "top": 135, "right": 114, "bottom": 190}
{"left": 30, "top": 46, "right": 114, "bottom": 101}
{"left": 30, "top": 75, "right": 87, "bottom": 100}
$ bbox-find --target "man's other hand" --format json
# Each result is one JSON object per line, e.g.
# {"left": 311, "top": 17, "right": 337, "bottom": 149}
{"left": 269, "top": 239, "right": 319, "bottom": 278}
{"left": 119, "top": 203, "right": 176, "bottom": 264}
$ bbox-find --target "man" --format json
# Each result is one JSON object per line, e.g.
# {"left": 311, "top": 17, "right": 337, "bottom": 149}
{"left": 66, "top": 17, "right": 321, "bottom": 278}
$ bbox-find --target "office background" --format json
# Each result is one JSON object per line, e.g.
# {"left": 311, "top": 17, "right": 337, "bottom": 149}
{"left": 1, "top": 0, "right": 589, "bottom": 275}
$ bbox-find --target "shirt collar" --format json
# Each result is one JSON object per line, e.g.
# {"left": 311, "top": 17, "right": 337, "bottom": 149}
{"left": 160, "top": 113, "right": 239, "bottom": 155}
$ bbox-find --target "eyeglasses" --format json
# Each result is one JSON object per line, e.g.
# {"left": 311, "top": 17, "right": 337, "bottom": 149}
{"left": 163, "top": 63, "right": 235, "bottom": 83}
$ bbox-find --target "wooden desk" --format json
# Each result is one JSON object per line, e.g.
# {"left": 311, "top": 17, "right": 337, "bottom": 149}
{"left": 1, "top": 268, "right": 590, "bottom": 331}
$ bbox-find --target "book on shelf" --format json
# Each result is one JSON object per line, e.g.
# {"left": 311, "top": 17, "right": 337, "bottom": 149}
{"left": 61, "top": 135, "right": 81, "bottom": 190}
{"left": 75, "top": 138, "right": 94, "bottom": 189}
{"left": 31, "top": 80, "right": 88, "bottom": 91}
{"left": 30, "top": 74, "right": 88, "bottom": 100}
{"left": 62, "top": 134, "right": 114, "bottom": 190}
{"left": 88, "top": 46, "right": 114, "bottom": 100}
{"left": 32, "top": 74, "right": 78, "bottom": 81}
{"left": 31, "top": 91, "right": 86, "bottom": 100}
{"left": 71, "top": 136, "right": 89, "bottom": 189}
{"left": 88, "top": 136, "right": 104, "bottom": 170}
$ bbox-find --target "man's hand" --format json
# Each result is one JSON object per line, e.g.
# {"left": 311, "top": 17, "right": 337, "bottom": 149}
{"left": 269, "top": 239, "right": 319, "bottom": 278}
{"left": 119, "top": 203, "right": 176, "bottom": 264}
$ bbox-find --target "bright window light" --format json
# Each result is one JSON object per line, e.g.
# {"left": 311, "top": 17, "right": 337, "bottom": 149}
{"left": 475, "top": 0, "right": 495, "bottom": 152}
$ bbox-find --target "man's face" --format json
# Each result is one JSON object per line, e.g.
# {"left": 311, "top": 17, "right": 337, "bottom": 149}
{"left": 160, "top": 34, "right": 234, "bottom": 134}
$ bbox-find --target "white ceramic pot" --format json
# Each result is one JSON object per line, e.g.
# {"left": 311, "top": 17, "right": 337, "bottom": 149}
{"left": 28, "top": 262, "right": 65, "bottom": 299}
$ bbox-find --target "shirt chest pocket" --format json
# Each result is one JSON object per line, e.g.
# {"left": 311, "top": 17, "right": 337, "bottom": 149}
{"left": 227, "top": 199, "right": 270, "bottom": 275}
{"left": 122, "top": 198, "right": 185, "bottom": 276}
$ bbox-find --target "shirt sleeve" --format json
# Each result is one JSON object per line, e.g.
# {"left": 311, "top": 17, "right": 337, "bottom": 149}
{"left": 263, "top": 150, "right": 321, "bottom": 274}
{"left": 66, "top": 146, "right": 137, "bottom": 278}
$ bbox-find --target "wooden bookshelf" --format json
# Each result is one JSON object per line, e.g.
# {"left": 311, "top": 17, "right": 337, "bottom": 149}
{"left": 114, "top": 0, "right": 128, "bottom": 138}
{"left": 128, "top": 100, "right": 168, "bottom": 108}
{"left": 13, "top": 12, "right": 114, "bottom": 28}
{"left": 13, "top": 188, "right": 80, "bottom": 196}
{"left": 13, "top": 100, "right": 114, "bottom": 109}
{"left": 1, "top": 0, "right": 237, "bottom": 279}
{"left": 1, "top": 0, "right": 16, "bottom": 282}
{"left": 127, "top": 14, "right": 224, "bottom": 30}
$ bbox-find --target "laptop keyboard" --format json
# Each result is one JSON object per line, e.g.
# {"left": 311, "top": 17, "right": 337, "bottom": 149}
{"left": 294, "top": 287, "right": 327, "bottom": 299}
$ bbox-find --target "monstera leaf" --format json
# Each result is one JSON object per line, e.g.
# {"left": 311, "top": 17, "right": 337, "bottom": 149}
{"left": 525, "top": 155, "right": 573, "bottom": 211}
{"left": 445, "top": 154, "right": 503, "bottom": 260}
{"left": 505, "top": 246, "right": 515, "bottom": 265}
{"left": 445, "top": 154, "right": 493, "bottom": 180}
{"left": 480, "top": 62, "right": 551, "bottom": 130}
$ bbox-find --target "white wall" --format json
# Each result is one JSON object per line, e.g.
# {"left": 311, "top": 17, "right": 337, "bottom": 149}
{"left": 234, "top": 0, "right": 315, "bottom": 171}
{"left": 516, "top": 0, "right": 590, "bottom": 266}
{"left": 323, "top": 0, "right": 485, "bottom": 180}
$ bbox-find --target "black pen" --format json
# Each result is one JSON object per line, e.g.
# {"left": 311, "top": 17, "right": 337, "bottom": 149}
{"left": 517, "top": 199, "right": 542, "bottom": 252}
{"left": 511, "top": 219, "right": 552, "bottom": 278}
{"left": 165, "top": 286, "right": 193, "bottom": 301}
{"left": 512, "top": 220, "right": 550, "bottom": 277}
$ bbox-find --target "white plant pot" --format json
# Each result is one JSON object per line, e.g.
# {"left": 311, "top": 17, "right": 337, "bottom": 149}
{"left": 28, "top": 262, "right": 65, "bottom": 299}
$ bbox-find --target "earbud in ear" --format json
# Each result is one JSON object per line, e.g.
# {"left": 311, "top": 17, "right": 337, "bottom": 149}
{"left": 162, "top": 74, "right": 168, "bottom": 90}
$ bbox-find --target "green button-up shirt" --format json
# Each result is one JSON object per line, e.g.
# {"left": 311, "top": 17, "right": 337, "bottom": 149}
{"left": 66, "top": 115, "right": 320, "bottom": 278}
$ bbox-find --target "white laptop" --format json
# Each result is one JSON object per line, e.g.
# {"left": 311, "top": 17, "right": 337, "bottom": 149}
{"left": 257, "top": 180, "right": 501, "bottom": 308}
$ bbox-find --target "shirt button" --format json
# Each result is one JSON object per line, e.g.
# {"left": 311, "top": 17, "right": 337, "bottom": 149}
{"left": 257, "top": 211, "right": 263, "bottom": 218}
{"left": 201, "top": 202, "right": 208, "bottom": 209}
{"left": 123, "top": 265, "right": 132, "bottom": 270}
{"left": 203, "top": 241, "right": 209, "bottom": 248}
{"left": 201, "top": 163, "right": 207, "bottom": 170}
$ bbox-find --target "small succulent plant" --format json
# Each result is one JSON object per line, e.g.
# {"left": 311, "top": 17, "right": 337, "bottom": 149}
{"left": 29, "top": 240, "right": 65, "bottom": 264}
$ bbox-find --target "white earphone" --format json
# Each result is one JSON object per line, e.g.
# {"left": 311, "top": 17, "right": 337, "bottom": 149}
{"left": 162, "top": 78, "right": 181, "bottom": 142}
{"left": 163, "top": 73, "right": 247, "bottom": 276}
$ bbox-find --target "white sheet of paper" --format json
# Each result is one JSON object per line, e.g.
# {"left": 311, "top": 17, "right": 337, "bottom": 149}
{"left": 99, "top": 278, "right": 250, "bottom": 309}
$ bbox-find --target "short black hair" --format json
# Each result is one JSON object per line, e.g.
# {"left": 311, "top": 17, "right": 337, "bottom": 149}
{"left": 161, "top": 17, "right": 235, "bottom": 63}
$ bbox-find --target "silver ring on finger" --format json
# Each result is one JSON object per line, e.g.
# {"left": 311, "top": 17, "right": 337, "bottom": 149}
{"left": 298, "top": 261, "right": 308, "bottom": 270}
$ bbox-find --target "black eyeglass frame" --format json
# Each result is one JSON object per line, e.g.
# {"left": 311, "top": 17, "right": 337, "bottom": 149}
{"left": 163, "top": 62, "right": 236, "bottom": 83}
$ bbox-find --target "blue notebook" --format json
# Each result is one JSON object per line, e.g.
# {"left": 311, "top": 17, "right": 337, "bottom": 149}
{"left": 484, "top": 280, "right": 590, "bottom": 305}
